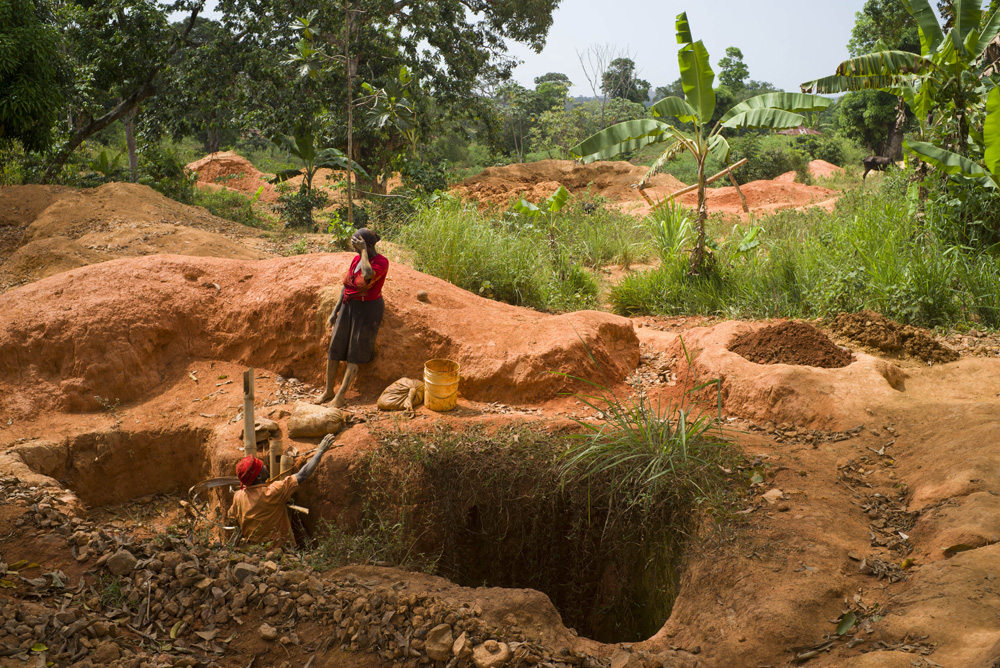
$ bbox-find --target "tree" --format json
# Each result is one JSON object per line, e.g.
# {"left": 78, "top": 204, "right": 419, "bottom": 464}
{"left": 0, "top": 0, "right": 67, "bottom": 152}
{"left": 577, "top": 44, "right": 634, "bottom": 128}
{"left": 534, "top": 72, "right": 571, "bottom": 113}
{"left": 573, "top": 13, "right": 830, "bottom": 276}
{"left": 847, "top": 0, "right": 920, "bottom": 56}
{"left": 654, "top": 79, "right": 685, "bottom": 102}
{"left": 42, "top": 0, "right": 202, "bottom": 181}
{"left": 717, "top": 47, "right": 749, "bottom": 90}
{"left": 802, "top": 0, "right": 1000, "bottom": 158}
{"left": 837, "top": 89, "right": 901, "bottom": 153}
{"left": 601, "top": 57, "right": 651, "bottom": 104}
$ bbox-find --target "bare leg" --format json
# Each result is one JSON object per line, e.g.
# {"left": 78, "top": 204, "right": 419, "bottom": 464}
{"left": 331, "top": 363, "right": 359, "bottom": 408}
{"left": 314, "top": 359, "right": 340, "bottom": 404}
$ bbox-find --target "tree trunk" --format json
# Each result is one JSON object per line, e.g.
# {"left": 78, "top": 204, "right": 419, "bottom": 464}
{"left": 885, "top": 95, "right": 906, "bottom": 160}
{"left": 344, "top": 0, "right": 354, "bottom": 226}
{"left": 124, "top": 108, "right": 138, "bottom": 179}
{"left": 204, "top": 127, "right": 221, "bottom": 154}
{"left": 689, "top": 158, "right": 709, "bottom": 276}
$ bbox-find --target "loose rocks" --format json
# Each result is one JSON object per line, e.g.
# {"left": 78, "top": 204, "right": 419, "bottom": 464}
{"left": 105, "top": 549, "right": 137, "bottom": 576}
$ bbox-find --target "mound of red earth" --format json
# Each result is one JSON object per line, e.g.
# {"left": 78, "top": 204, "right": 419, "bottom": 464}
{"left": 829, "top": 310, "right": 959, "bottom": 364}
{"left": 186, "top": 150, "right": 280, "bottom": 203}
{"left": 729, "top": 320, "right": 852, "bottom": 368}
{"left": 0, "top": 183, "right": 267, "bottom": 290}
{"left": 453, "top": 159, "right": 687, "bottom": 208}
{"left": 774, "top": 159, "right": 844, "bottom": 184}
{"left": 678, "top": 179, "right": 839, "bottom": 216}
{"left": 0, "top": 253, "right": 639, "bottom": 419}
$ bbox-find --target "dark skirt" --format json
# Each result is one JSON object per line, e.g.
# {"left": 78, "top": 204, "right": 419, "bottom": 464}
{"left": 328, "top": 297, "right": 385, "bottom": 364}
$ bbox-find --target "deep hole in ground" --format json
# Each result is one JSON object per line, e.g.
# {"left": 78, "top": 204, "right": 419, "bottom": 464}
{"left": 340, "top": 424, "right": 734, "bottom": 644}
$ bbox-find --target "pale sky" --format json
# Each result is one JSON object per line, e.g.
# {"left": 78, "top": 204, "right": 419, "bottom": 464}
{"left": 506, "top": 0, "right": 870, "bottom": 95}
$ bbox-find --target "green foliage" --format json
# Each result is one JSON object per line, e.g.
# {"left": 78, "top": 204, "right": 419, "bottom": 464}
{"left": 276, "top": 185, "right": 330, "bottom": 229}
{"left": 193, "top": 187, "right": 268, "bottom": 228}
{"left": 717, "top": 47, "right": 750, "bottom": 90}
{"left": 610, "top": 173, "right": 1000, "bottom": 328}
{"left": 648, "top": 201, "right": 694, "bottom": 261}
{"left": 601, "top": 57, "right": 652, "bottom": 104}
{"left": 136, "top": 145, "right": 197, "bottom": 204}
{"left": 302, "top": 515, "right": 433, "bottom": 572}
{"left": 0, "top": 0, "right": 67, "bottom": 152}
{"left": 399, "top": 199, "right": 600, "bottom": 311}
{"left": 0, "top": 138, "right": 26, "bottom": 186}
{"left": 353, "top": 423, "right": 743, "bottom": 641}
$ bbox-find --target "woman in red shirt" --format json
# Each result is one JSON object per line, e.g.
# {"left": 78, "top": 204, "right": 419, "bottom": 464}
{"left": 316, "top": 228, "right": 388, "bottom": 407}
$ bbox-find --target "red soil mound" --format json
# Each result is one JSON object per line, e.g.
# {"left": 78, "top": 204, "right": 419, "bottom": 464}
{"left": 729, "top": 320, "right": 852, "bottom": 368}
{"left": 0, "top": 183, "right": 267, "bottom": 289}
{"left": 679, "top": 179, "right": 839, "bottom": 216}
{"left": 0, "top": 253, "right": 639, "bottom": 418}
{"left": 830, "top": 310, "right": 958, "bottom": 364}
{"left": 775, "top": 159, "right": 844, "bottom": 184}
{"left": 453, "top": 159, "right": 687, "bottom": 207}
{"left": 186, "top": 151, "right": 279, "bottom": 203}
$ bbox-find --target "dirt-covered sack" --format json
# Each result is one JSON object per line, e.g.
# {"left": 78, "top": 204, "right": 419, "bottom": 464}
{"left": 287, "top": 402, "right": 345, "bottom": 437}
{"left": 377, "top": 378, "right": 424, "bottom": 412}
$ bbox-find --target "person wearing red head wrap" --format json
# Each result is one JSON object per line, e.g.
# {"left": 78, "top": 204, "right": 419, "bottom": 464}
{"left": 229, "top": 435, "right": 334, "bottom": 546}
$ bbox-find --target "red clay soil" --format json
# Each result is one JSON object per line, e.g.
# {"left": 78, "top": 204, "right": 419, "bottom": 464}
{"left": 0, "top": 183, "right": 268, "bottom": 289}
{"left": 774, "top": 159, "right": 845, "bottom": 184}
{"left": 677, "top": 178, "right": 839, "bottom": 216}
{"left": 186, "top": 151, "right": 280, "bottom": 202}
{"left": 729, "top": 320, "right": 853, "bottom": 368}
{"left": 829, "top": 310, "right": 959, "bottom": 365}
{"left": 0, "top": 253, "right": 638, "bottom": 419}
{"left": 453, "top": 159, "right": 687, "bottom": 208}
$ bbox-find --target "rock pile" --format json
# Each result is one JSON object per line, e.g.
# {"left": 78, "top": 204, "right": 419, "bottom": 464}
{"left": 0, "top": 476, "right": 698, "bottom": 668}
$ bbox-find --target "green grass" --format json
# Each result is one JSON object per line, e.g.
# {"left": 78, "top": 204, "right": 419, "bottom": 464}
{"left": 193, "top": 187, "right": 271, "bottom": 228}
{"left": 610, "top": 172, "right": 1000, "bottom": 328}
{"left": 398, "top": 199, "right": 601, "bottom": 311}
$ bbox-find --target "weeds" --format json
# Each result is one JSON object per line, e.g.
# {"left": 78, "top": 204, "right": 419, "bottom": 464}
{"left": 193, "top": 187, "right": 269, "bottom": 228}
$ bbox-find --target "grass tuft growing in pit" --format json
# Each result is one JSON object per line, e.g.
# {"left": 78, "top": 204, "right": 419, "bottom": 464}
{"left": 330, "top": 378, "right": 744, "bottom": 643}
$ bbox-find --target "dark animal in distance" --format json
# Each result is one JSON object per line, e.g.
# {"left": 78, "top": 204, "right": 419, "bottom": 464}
{"left": 862, "top": 156, "right": 893, "bottom": 181}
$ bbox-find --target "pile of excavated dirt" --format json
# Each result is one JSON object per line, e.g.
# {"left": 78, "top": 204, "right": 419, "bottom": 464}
{"left": 729, "top": 320, "right": 853, "bottom": 368}
{"left": 829, "top": 310, "right": 959, "bottom": 365}
{"left": 453, "top": 159, "right": 687, "bottom": 208}
{"left": 0, "top": 183, "right": 268, "bottom": 290}
{"left": 774, "top": 159, "right": 845, "bottom": 184}
{"left": 0, "top": 253, "right": 639, "bottom": 418}
{"left": 677, "top": 179, "right": 840, "bottom": 216}
{"left": 187, "top": 151, "right": 280, "bottom": 203}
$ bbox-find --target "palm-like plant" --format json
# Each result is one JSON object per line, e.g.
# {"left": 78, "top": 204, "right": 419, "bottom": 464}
{"left": 800, "top": 0, "right": 1000, "bottom": 154}
{"left": 571, "top": 12, "right": 830, "bottom": 275}
{"left": 269, "top": 127, "right": 369, "bottom": 194}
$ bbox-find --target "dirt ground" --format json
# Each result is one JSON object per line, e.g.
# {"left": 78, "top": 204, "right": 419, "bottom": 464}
{"left": 3, "top": 160, "right": 1000, "bottom": 668}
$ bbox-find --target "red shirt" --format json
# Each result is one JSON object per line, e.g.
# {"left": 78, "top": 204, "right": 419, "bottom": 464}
{"left": 343, "top": 253, "right": 388, "bottom": 301}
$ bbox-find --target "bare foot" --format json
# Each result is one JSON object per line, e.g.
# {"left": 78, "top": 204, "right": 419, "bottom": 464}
{"left": 314, "top": 393, "right": 334, "bottom": 405}
{"left": 332, "top": 397, "right": 348, "bottom": 409}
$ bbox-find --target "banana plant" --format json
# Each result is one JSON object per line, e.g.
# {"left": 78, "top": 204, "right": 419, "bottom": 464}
{"left": 904, "top": 86, "right": 1000, "bottom": 188}
{"left": 800, "top": 0, "right": 1000, "bottom": 150}
{"left": 269, "top": 127, "right": 369, "bottom": 195}
{"left": 570, "top": 12, "right": 831, "bottom": 275}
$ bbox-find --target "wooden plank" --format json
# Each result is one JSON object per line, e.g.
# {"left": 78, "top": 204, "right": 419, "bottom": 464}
{"left": 243, "top": 368, "right": 255, "bottom": 457}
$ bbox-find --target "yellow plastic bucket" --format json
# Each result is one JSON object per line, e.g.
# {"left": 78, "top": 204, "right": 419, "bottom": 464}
{"left": 423, "top": 359, "right": 460, "bottom": 412}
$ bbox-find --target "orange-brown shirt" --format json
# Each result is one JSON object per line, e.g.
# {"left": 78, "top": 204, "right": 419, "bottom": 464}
{"left": 229, "top": 476, "right": 299, "bottom": 546}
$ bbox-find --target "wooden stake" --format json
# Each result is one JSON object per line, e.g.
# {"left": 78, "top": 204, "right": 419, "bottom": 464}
{"left": 243, "top": 368, "right": 255, "bottom": 457}
{"left": 649, "top": 158, "right": 750, "bottom": 204}
{"left": 269, "top": 432, "right": 282, "bottom": 479}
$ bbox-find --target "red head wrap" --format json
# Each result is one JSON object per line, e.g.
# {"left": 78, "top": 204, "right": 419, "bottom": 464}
{"left": 236, "top": 456, "right": 264, "bottom": 489}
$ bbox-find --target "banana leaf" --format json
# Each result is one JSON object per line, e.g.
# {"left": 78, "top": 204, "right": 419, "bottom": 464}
{"left": 571, "top": 119, "right": 673, "bottom": 162}
{"left": 800, "top": 74, "right": 910, "bottom": 94}
{"left": 678, "top": 39, "right": 715, "bottom": 123}
{"left": 315, "top": 148, "right": 370, "bottom": 178}
{"left": 708, "top": 134, "right": 731, "bottom": 163}
{"left": 650, "top": 96, "right": 699, "bottom": 124}
{"left": 270, "top": 168, "right": 305, "bottom": 184}
{"left": 719, "top": 93, "right": 831, "bottom": 125}
{"left": 835, "top": 50, "right": 933, "bottom": 77}
{"left": 675, "top": 11, "right": 693, "bottom": 45}
{"left": 904, "top": 139, "right": 996, "bottom": 187}
{"left": 902, "top": 0, "right": 945, "bottom": 53}
{"left": 984, "top": 87, "right": 1000, "bottom": 177}
{"left": 976, "top": 7, "right": 1000, "bottom": 54}
{"left": 953, "top": 0, "right": 983, "bottom": 51}
{"left": 720, "top": 108, "right": 805, "bottom": 130}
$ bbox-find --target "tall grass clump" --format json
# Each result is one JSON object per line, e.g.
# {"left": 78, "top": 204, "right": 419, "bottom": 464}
{"left": 348, "top": 406, "right": 743, "bottom": 643}
{"left": 194, "top": 187, "right": 269, "bottom": 228}
{"left": 399, "top": 199, "right": 598, "bottom": 310}
{"left": 611, "top": 171, "right": 997, "bottom": 328}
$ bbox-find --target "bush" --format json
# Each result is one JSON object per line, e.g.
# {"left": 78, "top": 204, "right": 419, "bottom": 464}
{"left": 276, "top": 186, "right": 330, "bottom": 229}
{"left": 727, "top": 134, "right": 793, "bottom": 182}
{"left": 399, "top": 200, "right": 598, "bottom": 311}
{"left": 137, "top": 145, "right": 198, "bottom": 204}
{"left": 0, "top": 138, "right": 26, "bottom": 186}
{"left": 193, "top": 187, "right": 268, "bottom": 228}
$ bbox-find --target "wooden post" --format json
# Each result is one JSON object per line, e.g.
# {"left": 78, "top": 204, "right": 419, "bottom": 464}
{"left": 268, "top": 432, "right": 282, "bottom": 480}
{"left": 243, "top": 368, "right": 255, "bottom": 457}
{"left": 648, "top": 158, "right": 750, "bottom": 205}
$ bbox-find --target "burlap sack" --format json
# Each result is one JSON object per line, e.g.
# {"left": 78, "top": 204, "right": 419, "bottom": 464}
{"left": 287, "top": 402, "right": 345, "bottom": 438}
{"left": 377, "top": 378, "right": 424, "bottom": 413}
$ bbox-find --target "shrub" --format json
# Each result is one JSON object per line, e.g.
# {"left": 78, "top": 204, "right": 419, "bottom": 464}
{"left": 0, "top": 138, "right": 26, "bottom": 186}
{"left": 193, "top": 187, "right": 268, "bottom": 228}
{"left": 276, "top": 186, "right": 330, "bottom": 229}
{"left": 137, "top": 145, "right": 198, "bottom": 203}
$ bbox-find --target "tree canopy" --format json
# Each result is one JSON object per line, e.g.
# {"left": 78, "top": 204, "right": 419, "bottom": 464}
{"left": 601, "top": 58, "right": 651, "bottom": 104}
